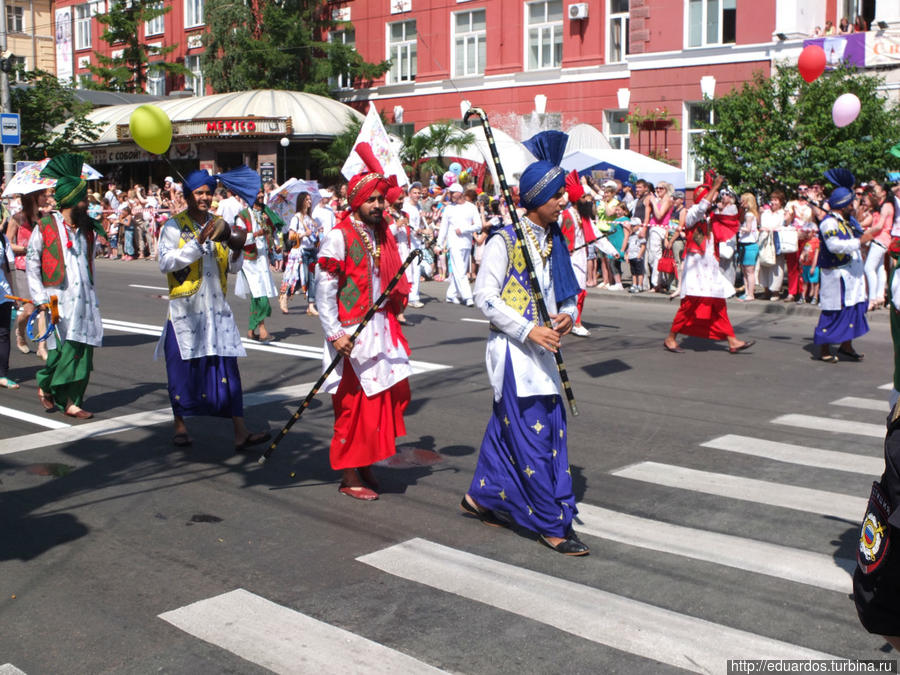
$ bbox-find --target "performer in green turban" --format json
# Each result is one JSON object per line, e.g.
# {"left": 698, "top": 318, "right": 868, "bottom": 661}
{"left": 26, "top": 153, "right": 105, "bottom": 418}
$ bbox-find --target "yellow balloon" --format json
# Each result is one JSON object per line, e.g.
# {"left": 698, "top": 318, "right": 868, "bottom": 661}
{"left": 129, "top": 104, "right": 172, "bottom": 155}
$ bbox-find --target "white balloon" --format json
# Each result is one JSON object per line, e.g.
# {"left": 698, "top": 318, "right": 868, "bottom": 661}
{"left": 832, "top": 93, "right": 861, "bottom": 128}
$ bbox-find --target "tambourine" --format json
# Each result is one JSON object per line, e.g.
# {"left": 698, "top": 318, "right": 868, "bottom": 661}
{"left": 209, "top": 217, "right": 231, "bottom": 242}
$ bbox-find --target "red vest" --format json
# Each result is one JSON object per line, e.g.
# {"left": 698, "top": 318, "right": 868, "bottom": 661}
{"left": 334, "top": 219, "right": 375, "bottom": 327}
{"left": 236, "top": 208, "right": 274, "bottom": 261}
{"left": 560, "top": 210, "right": 577, "bottom": 252}
{"left": 38, "top": 215, "right": 94, "bottom": 287}
{"left": 684, "top": 211, "right": 740, "bottom": 258}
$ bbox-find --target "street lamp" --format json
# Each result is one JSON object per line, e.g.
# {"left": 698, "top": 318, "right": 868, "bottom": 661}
{"left": 279, "top": 136, "right": 289, "bottom": 184}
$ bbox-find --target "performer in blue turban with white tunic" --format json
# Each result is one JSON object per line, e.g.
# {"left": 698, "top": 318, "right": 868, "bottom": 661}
{"left": 155, "top": 168, "right": 270, "bottom": 452}
{"left": 461, "top": 131, "right": 588, "bottom": 556}
{"left": 813, "top": 169, "right": 874, "bottom": 363}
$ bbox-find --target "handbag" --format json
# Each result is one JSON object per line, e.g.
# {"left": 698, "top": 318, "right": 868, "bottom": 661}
{"left": 778, "top": 227, "right": 799, "bottom": 254}
{"left": 759, "top": 232, "right": 776, "bottom": 266}
{"left": 657, "top": 247, "right": 676, "bottom": 274}
{"left": 718, "top": 241, "right": 735, "bottom": 260}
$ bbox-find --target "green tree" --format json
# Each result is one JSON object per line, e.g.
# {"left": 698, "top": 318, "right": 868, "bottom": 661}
{"left": 693, "top": 63, "right": 900, "bottom": 196}
{"left": 11, "top": 70, "right": 101, "bottom": 161}
{"left": 87, "top": 0, "right": 189, "bottom": 92}
{"left": 309, "top": 115, "right": 362, "bottom": 180}
{"left": 202, "top": 0, "right": 389, "bottom": 95}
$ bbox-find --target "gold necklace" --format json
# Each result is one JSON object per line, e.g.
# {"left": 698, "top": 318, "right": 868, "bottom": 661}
{"left": 351, "top": 218, "right": 380, "bottom": 263}
{"left": 524, "top": 221, "right": 552, "bottom": 260}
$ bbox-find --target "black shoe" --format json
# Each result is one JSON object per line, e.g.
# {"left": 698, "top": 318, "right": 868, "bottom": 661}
{"left": 459, "top": 496, "right": 507, "bottom": 528}
{"left": 539, "top": 532, "right": 590, "bottom": 556}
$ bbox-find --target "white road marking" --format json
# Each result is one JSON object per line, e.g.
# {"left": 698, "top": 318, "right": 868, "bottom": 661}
{"left": 700, "top": 434, "right": 882, "bottom": 476}
{"left": 101, "top": 318, "right": 449, "bottom": 372}
{"left": 461, "top": 317, "right": 489, "bottom": 324}
{"left": 159, "top": 589, "right": 447, "bottom": 674}
{"left": 771, "top": 413, "right": 885, "bottom": 439}
{"left": 358, "top": 538, "right": 837, "bottom": 673}
{"left": 879, "top": 382, "right": 893, "bottom": 390}
{"left": 0, "top": 382, "right": 316, "bottom": 455}
{"left": 0, "top": 404, "right": 71, "bottom": 430}
{"left": 611, "top": 461, "right": 866, "bottom": 521}
{"left": 0, "top": 665, "right": 27, "bottom": 675}
{"left": 575, "top": 504, "right": 853, "bottom": 593}
{"left": 128, "top": 284, "right": 168, "bottom": 291}
{"left": 831, "top": 396, "right": 891, "bottom": 413}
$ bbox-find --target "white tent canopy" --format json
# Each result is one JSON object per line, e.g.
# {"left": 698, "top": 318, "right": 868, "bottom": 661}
{"left": 414, "top": 124, "right": 535, "bottom": 189}
{"left": 561, "top": 149, "right": 686, "bottom": 190}
{"left": 565, "top": 123, "right": 612, "bottom": 153}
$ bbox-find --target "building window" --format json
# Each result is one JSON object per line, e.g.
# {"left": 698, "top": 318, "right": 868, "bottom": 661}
{"left": 329, "top": 28, "right": 355, "bottom": 90}
{"left": 6, "top": 6, "right": 23, "bottom": 33}
{"left": 185, "top": 53, "right": 203, "bottom": 95}
{"left": 185, "top": 0, "right": 203, "bottom": 28}
{"left": 79, "top": 72, "right": 93, "bottom": 88}
{"left": 147, "top": 65, "right": 166, "bottom": 95}
{"left": 145, "top": 1, "right": 164, "bottom": 36}
{"left": 8, "top": 55, "right": 25, "bottom": 81}
{"left": 74, "top": 4, "right": 91, "bottom": 50}
{"left": 687, "top": 0, "right": 736, "bottom": 48}
{"left": 685, "top": 102, "right": 713, "bottom": 184}
{"left": 605, "top": 110, "right": 630, "bottom": 149}
{"left": 526, "top": 0, "right": 563, "bottom": 70}
{"left": 453, "top": 9, "right": 486, "bottom": 77}
{"left": 387, "top": 19, "right": 416, "bottom": 84}
{"left": 607, "top": 0, "right": 629, "bottom": 63}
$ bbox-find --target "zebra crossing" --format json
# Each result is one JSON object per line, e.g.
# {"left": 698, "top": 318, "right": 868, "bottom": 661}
{"left": 155, "top": 383, "right": 890, "bottom": 673}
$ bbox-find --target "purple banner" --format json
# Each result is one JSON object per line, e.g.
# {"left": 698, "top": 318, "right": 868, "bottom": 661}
{"left": 803, "top": 33, "right": 866, "bottom": 68}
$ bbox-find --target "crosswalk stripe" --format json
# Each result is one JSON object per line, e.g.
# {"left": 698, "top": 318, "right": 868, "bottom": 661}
{"left": 159, "top": 588, "right": 446, "bottom": 674}
{"left": 461, "top": 317, "right": 489, "bottom": 324}
{"left": 575, "top": 504, "right": 853, "bottom": 593}
{"left": 0, "top": 404, "right": 71, "bottom": 430}
{"left": 101, "top": 318, "right": 449, "bottom": 372}
{"left": 771, "top": 413, "right": 885, "bottom": 439}
{"left": 879, "top": 382, "right": 893, "bottom": 390}
{"left": 358, "top": 538, "right": 837, "bottom": 673}
{"left": 611, "top": 462, "right": 866, "bottom": 521}
{"left": 0, "top": 382, "right": 315, "bottom": 456}
{"left": 0, "top": 665, "right": 27, "bottom": 675}
{"left": 700, "top": 434, "right": 883, "bottom": 476}
{"left": 128, "top": 284, "right": 168, "bottom": 291}
{"left": 831, "top": 396, "right": 891, "bottom": 413}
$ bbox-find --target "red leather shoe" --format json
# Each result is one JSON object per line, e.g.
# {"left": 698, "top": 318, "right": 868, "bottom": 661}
{"left": 64, "top": 407, "right": 93, "bottom": 419}
{"left": 338, "top": 483, "right": 378, "bottom": 501}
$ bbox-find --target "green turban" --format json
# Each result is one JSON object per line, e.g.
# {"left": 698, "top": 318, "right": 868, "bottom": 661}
{"left": 41, "top": 154, "right": 87, "bottom": 208}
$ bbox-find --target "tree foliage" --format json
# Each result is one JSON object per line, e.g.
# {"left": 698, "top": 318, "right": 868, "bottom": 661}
{"left": 11, "top": 71, "right": 101, "bottom": 161}
{"left": 693, "top": 63, "right": 900, "bottom": 196}
{"left": 309, "top": 115, "right": 362, "bottom": 180}
{"left": 201, "top": 0, "right": 389, "bottom": 95}
{"left": 87, "top": 0, "right": 189, "bottom": 92}
{"left": 400, "top": 122, "right": 475, "bottom": 181}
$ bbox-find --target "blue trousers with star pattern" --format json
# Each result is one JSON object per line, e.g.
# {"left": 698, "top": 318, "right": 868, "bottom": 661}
{"left": 468, "top": 349, "right": 577, "bottom": 538}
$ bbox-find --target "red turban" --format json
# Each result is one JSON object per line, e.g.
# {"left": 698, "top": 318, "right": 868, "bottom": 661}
{"left": 565, "top": 170, "right": 584, "bottom": 202}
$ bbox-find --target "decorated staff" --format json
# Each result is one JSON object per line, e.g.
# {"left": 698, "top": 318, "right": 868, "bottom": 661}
{"left": 460, "top": 123, "right": 588, "bottom": 557}
{"left": 259, "top": 248, "right": 422, "bottom": 465}
{"left": 464, "top": 107, "right": 579, "bottom": 416}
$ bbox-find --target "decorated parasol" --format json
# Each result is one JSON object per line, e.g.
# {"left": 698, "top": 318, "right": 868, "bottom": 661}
{"left": 2, "top": 158, "right": 103, "bottom": 197}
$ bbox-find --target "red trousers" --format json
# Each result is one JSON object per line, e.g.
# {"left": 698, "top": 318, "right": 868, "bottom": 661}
{"left": 576, "top": 289, "right": 586, "bottom": 323}
{"left": 330, "top": 364, "right": 410, "bottom": 470}
{"left": 670, "top": 296, "right": 735, "bottom": 340}
{"left": 784, "top": 252, "right": 801, "bottom": 296}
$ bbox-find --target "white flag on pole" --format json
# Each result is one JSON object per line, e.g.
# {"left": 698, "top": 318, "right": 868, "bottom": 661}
{"left": 340, "top": 103, "right": 408, "bottom": 186}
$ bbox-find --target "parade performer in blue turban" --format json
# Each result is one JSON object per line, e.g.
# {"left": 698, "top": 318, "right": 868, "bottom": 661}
{"left": 155, "top": 167, "right": 270, "bottom": 451}
{"left": 813, "top": 169, "right": 874, "bottom": 363}
{"left": 27, "top": 153, "right": 106, "bottom": 418}
{"left": 461, "top": 131, "right": 588, "bottom": 555}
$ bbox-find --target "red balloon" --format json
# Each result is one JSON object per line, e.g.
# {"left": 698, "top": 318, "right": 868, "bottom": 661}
{"left": 798, "top": 45, "right": 826, "bottom": 83}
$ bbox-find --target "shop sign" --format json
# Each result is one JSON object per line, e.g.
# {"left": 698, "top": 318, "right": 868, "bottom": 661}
{"left": 91, "top": 146, "right": 153, "bottom": 164}
{"left": 116, "top": 116, "right": 291, "bottom": 142}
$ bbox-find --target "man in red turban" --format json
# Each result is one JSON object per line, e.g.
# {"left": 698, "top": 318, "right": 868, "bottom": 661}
{"left": 314, "top": 144, "right": 412, "bottom": 500}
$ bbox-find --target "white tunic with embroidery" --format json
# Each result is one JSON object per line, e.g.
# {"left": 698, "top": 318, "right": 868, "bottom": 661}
{"left": 819, "top": 215, "right": 866, "bottom": 312}
{"left": 154, "top": 214, "right": 246, "bottom": 361}
{"left": 25, "top": 213, "right": 103, "bottom": 349}
{"left": 679, "top": 199, "right": 735, "bottom": 299}
{"left": 234, "top": 208, "right": 278, "bottom": 299}
{"left": 314, "top": 224, "right": 412, "bottom": 397}
{"left": 474, "top": 219, "right": 577, "bottom": 402}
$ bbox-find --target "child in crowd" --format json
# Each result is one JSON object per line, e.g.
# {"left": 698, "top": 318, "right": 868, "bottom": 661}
{"left": 799, "top": 225, "right": 820, "bottom": 304}
{"left": 626, "top": 216, "right": 646, "bottom": 293}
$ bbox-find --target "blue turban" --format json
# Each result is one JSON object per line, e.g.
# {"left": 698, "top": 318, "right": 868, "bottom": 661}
{"left": 825, "top": 168, "right": 855, "bottom": 209}
{"left": 184, "top": 169, "right": 217, "bottom": 193}
{"left": 519, "top": 161, "right": 566, "bottom": 210}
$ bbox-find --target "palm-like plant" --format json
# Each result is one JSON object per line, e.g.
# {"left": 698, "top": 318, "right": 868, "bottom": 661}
{"left": 401, "top": 121, "right": 476, "bottom": 182}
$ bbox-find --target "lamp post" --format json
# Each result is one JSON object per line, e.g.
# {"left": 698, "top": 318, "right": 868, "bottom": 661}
{"left": 279, "top": 136, "right": 289, "bottom": 184}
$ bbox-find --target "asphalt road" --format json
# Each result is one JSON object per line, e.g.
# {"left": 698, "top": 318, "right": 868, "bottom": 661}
{"left": 0, "top": 257, "right": 896, "bottom": 674}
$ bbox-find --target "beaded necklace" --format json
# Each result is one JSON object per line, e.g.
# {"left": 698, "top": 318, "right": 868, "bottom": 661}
{"left": 351, "top": 217, "right": 380, "bottom": 263}
{"left": 524, "top": 220, "right": 553, "bottom": 260}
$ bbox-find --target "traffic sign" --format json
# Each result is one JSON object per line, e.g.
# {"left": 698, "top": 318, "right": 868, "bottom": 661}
{"left": 1, "top": 113, "right": 21, "bottom": 146}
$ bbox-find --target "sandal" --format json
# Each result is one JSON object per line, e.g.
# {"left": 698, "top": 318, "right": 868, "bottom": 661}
{"left": 172, "top": 432, "right": 193, "bottom": 447}
{"left": 234, "top": 431, "right": 271, "bottom": 453}
{"left": 0, "top": 377, "right": 19, "bottom": 389}
{"left": 460, "top": 496, "right": 506, "bottom": 527}
{"left": 338, "top": 483, "right": 378, "bottom": 501}
{"left": 838, "top": 348, "right": 864, "bottom": 361}
{"left": 816, "top": 354, "right": 839, "bottom": 363}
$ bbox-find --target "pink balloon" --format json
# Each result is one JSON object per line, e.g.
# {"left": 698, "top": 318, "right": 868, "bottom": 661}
{"left": 832, "top": 93, "right": 861, "bottom": 128}
{"left": 443, "top": 171, "right": 456, "bottom": 186}
{"left": 798, "top": 45, "right": 826, "bottom": 83}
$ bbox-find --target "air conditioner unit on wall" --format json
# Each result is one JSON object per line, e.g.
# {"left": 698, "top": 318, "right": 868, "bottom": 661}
{"left": 568, "top": 3, "right": 588, "bottom": 20}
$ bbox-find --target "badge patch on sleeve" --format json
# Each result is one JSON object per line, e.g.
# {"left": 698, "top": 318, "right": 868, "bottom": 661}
{"left": 858, "top": 482, "right": 892, "bottom": 575}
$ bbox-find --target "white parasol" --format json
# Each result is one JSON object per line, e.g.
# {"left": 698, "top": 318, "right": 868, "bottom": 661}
{"left": 2, "top": 158, "right": 103, "bottom": 197}
{"left": 266, "top": 178, "right": 321, "bottom": 224}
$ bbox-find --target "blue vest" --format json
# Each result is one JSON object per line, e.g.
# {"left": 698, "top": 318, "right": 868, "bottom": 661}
{"left": 495, "top": 225, "right": 539, "bottom": 324}
{"left": 817, "top": 213, "right": 860, "bottom": 269}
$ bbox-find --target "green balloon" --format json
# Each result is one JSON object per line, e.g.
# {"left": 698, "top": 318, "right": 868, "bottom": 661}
{"left": 129, "top": 104, "right": 172, "bottom": 155}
